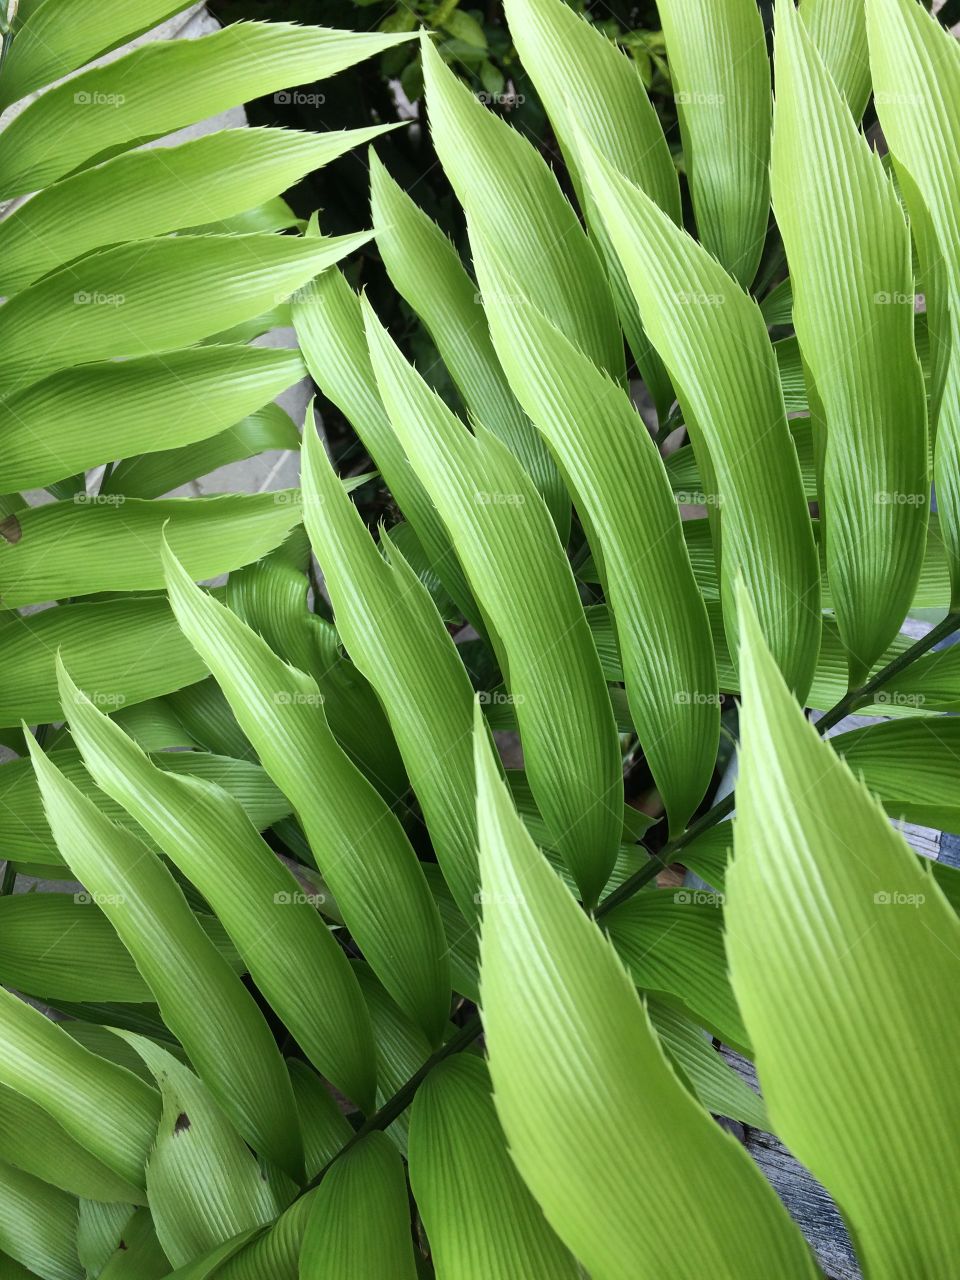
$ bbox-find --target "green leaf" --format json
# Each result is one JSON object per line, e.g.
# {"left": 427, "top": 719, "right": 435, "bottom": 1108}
{"left": 77, "top": 1201, "right": 137, "bottom": 1280}
{"left": 353, "top": 963, "right": 432, "bottom": 1156}
{"left": 657, "top": 0, "right": 771, "bottom": 285}
{"left": 0, "top": 494, "right": 303, "bottom": 607}
{"left": 300, "top": 413, "right": 480, "bottom": 921}
{"left": 0, "top": 1159, "right": 81, "bottom": 1280}
{"left": 424, "top": 864, "right": 480, "bottom": 1002}
{"left": 25, "top": 733, "right": 304, "bottom": 1180}
{"left": 96, "top": 1207, "right": 169, "bottom": 1280}
{"left": 364, "top": 299, "right": 623, "bottom": 907}
{"left": 0, "top": 891, "right": 223, "bottom": 1004}
{"left": 648, "top": 1001, "right": 768, "bottom": 1130}
{"left": 579, "top": 133, "right": 822, "bottom": 701}
{"left": 472, "top": 237, "right": 719, "bottom": 835}
{"left": 0, "top": 1083, "right": 144, "bottom": 1205}
{"left": 501, "top": 0, "right": 679, "bottom": 416}
{"left": 161, "top": 539, "right": 451, "bottom": 1045}
{"left": 0, "top": 0, "right": 191, "bottom": 110}
{"left": 0, "top": 346, "right": 303, "bottom": 494}
{"left": 102, "top": 403, "right": 300, "bottom": 502}
{"left": 368, "top": 150, "right": 568, "bottom": 535}
{"left": 420, "top": 31, "right": 625, "bottom": 384}
{"left": 0, "top": 747, "right": 291, "bottom": 864}
{"left": 0, "top": 125, "right": 394, "bottom": 296}
{"left": 800, "top": 0, "right": 871, "bottom": 119}
{"left": 204, "top": 1195, "right": 310, "bottom": 1280}
{"left": 0, "top": 231, "right": 367, "bottom": 398}
{"left": 224, "top": 534, "right": 410, "bottom": 804}
{"left": 472, "top": 702, "right": 817, "bottom": 1277}
{"left": 0, "top": 22, "right": 413, "bottom": 199}
{"left": 0, "top": 985, "right": 158, "bottom": 1188}
{"left": 289, "top": 1061, "right": 352, "bottom": 1180}
{"left": 772, "top": 0, "right": 928, "bottom": 684}
{"left": 603, "top": 888, "right": 750, "bottom": 1053}
{"left": 292, "top": 263, "right": 476, "bottom": 626}
{"left": 300, "top": 1133, "right": 417, "bottom": 1279}
{"left": 60, "top": 661, "right": 377, "bottom": 1112}
{"left": 727, "top": 580, "right": 960, "bottom": 1275}
{"left": 409, "top": 1055, "right": 578, "bottom": 1278}
{"left": 866, "top": 0, "right": 960, "bottom": 606}
{"left": 117, "top": 1035, "right": 282, "bottom": 1271}
{"left": 830, "top": 715, "right": 960, "bottom": 834}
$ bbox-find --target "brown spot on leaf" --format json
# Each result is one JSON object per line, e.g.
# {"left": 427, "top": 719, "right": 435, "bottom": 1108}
{"left": 118, "top": 1240, "right": 127, "bottom": 1251}
{"left": 174, "top": 1111, "right": 190, "bottom": 1134}
{"left": 0, "top": 515, "right": 22, "bottom": 544}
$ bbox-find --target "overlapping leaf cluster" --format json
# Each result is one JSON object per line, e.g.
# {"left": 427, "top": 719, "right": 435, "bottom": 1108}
{"left": 1, "top": 0, "right": 959, "bottom": 1276}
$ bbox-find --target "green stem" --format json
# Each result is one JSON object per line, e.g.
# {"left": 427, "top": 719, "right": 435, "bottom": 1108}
{"left": 0, "top": 862, "right": 17, "bottom": 896}
{"left": 814, "top": 610, "right": 960, "bottom": 735}
{"left": 299, "top": 1013, "right": 482, "bottom": 1195}
{"left": 598, "top": 610, "right": 960, "bottom": 919}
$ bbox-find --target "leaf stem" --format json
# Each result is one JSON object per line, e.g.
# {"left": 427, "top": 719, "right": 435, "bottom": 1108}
{"left": 597, "top": 610, "right": 960, "bottom": 919}
{"left": 814, "top": 610, "right": 960, "bottom": 735}
{"left": 298, "top": 1012, "right": 482, "bottom": 1195}
{"left": 0, "top": 861, "right": 16, "bottom": 896}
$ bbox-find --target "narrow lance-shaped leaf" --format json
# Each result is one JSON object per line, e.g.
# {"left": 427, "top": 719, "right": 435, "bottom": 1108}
{"left": 0, "top": 0, "right": 189, "bottom": 110}
{"left": 578, "top": 133, "right": 821, "bottom": 700}
{"left": 0, "top": 345, "right": 303, "bottom": 494}
{"left": 103, "top": 403, "right": 301, "bottom": 502}
{"left": 472, "top": 702, "right": 818, "bottom": 1278}
{"left": 25, "top": 732, "right": 304, "bottom": 1181}
{"left": 0, "top": 231, "right": 369, "bottom": 397}
{"left": 292, "top": 262, "right": 477, "bottom": 626}
{"left": 0, "top": 891, "right": 225, "bottom": 1004}
{"left": 830, "top": 715, "right": 960, "bottom": 834}
{"left": 727, "top": 580, "right": 960, "bottom": 1275}
{"left": 602, "top": 888, "right": 751, "bottom": 1054}
{"left": 647, "top": 1001, "right": 768, "bottom": 1130}
{"left": 866, "top": 0, "right": 960, "bottom": 607}
{"left": 0, "top": 1082, "right": 145, "bottom": 1205}
{"left": 0, "top": 494, "right": 304, "bottom": 607}
{"left": 364, "top": 298, "right": 623, "bottom": 907}
{"left": 300, "top": 408, "right": 481, "bottom": 922}
{"left": 0, "top": 124, "right": 397, "bottom": 296}
{"left": 77, "top": 1202, "right": 139, "bottom": 1280}
{"left": 0, "top": 984, "right": 158, "bottom": 1189}
{"left": 117, "top": 1035, "right": 282, "bottom": 1271}
{"left": 656, "top": 0, "right": 771, "bottom": 286}
{"left": 772, "top": 0, "right": 928, "bottom": 684}
{"left": 472, "top": 235, "right": 718, "bottom": 835}
{"left": 800, "top": 0, "right": 872, "bottom": 120}
{"left": 299, "top": 1133, "right": 418, "bottom": 1280}
{"left": 368, "top": 150, "right": 568, "bottom": 536}
{"left": 0, "top": 595, "right": 210, "bottom": 728}
{"left": 420, "top": 31, "right": 625, "bottom": 385}
{"left": 0, "top": 22, "right": 414, "bottom": 198}
{"left": 501, "top": 0, "right": 679, "bottom": 417}
{"left": 59, "top": 660, "right": 378, "bottom": 1113}
{"left": 408, "top": 1055, "right": 579, "bottom": 1278}
{"left": 0, "top": 1159, "right": 81, "bottom": 1280}
{"left": 95, "top": 1207, "right": 169, "bottom": 1280}
{"left": 161, "top": 539, "right": 451, "bottom": 1046}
